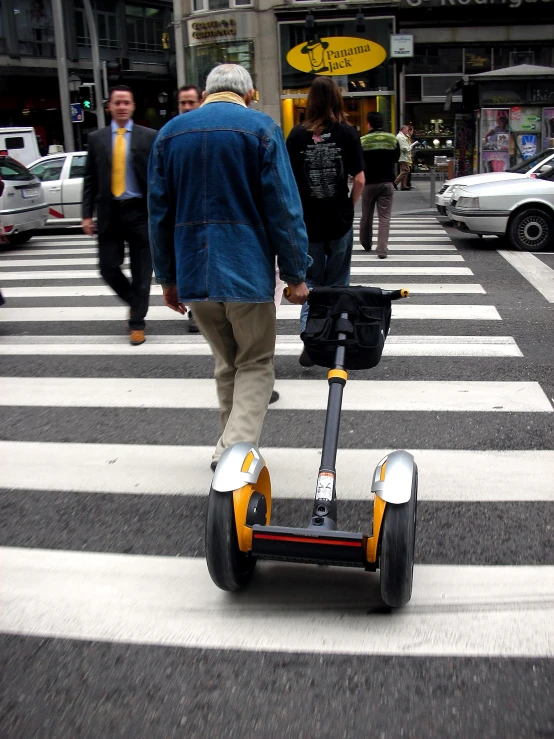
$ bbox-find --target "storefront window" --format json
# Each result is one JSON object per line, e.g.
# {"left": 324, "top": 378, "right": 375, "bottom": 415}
{"left": 185, "top": 40, "right": 254, "bottom": 89}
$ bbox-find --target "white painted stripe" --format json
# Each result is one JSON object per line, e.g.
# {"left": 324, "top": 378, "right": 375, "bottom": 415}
{"left": 0, "top": 257, "right": 103, "bottom": 267}
{"left": 353, "top": 244, "right": 457, "bottom": 251}
{"left": 349, "top": 255, "right": 464, "bottom": 262}
{"left": 0, "top": 283, "right": 486, "bottom": 298}
{"left": 1, "top": 548, "right": 552, "bottom": 657}
{"left": 359, "top": 230, "right": 448, "bottom": 235}
{"left": 0, "top": 270, "right": 128, "bottom": 281}
{"left": 1, "top": 378, "right": 550, "bottom": 412}
{"left": 0, "top": 442, "right": 546, "bottom": 501}
{"left": 30, "top": 234, "right": 92, "bottom": 241}
{"left": 0, "top": 335, "right": 521, "bottom": 357}
{"left": 0, "top": 304, "right": 502, "bottom": 322}
{"left": 350, "top": 267, "right": 473, "bottom": 275}
{"left": 498, "top": 250, "right": 554, "bottom": 303}
{"left": 277, "top": 305, "right": 501, "bottom": 321}
{"left": 387, "top": 237, "right": 453, "bottom": 242}
{"left": 12, "top": 243, "right": 458, "bottom": 256}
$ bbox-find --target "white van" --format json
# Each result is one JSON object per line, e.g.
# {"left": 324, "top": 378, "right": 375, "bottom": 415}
{"left": 0, "top": 127, "right": 41, "bottom": 167}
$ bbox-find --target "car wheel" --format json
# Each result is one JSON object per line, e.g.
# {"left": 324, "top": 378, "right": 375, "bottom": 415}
{"left": 508, "top": 209, "right": 554, "bottom": 252}
{"left": 7, "top": 230, "right": 36, "bottom": 246}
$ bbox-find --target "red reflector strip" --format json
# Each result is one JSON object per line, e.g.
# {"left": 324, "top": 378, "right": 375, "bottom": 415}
{"left": 49, "top": 207, "right": 63, "bottom": 218}
{"left": 254, "top": 534, "right": 361, "bottom": 548}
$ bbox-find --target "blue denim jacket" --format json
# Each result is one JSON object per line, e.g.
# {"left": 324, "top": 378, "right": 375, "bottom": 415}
{"left": 148, "top": 98, "right": 309, "bottom": 303}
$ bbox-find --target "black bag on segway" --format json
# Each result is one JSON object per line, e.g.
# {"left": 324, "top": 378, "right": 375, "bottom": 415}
{"left": 300, "top": 286, "right": 392, "bottom": 370}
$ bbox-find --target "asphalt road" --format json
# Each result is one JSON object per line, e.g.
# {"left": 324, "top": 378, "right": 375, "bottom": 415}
{"left": 0, "top": 209, "right": 553, "bottom": 739}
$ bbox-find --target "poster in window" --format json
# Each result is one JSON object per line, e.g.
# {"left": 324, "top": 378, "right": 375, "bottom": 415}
{"left": 543, "top": 107, "right": 554, "bottom": 149}
{"left": 482, "top": 150, "right": 510, "bottom": 173}
{"left": 520, "top": 134, "right": 538, "bottom": 160}
{"left": 482, "top": 108, "right": 510, "bottom": 151}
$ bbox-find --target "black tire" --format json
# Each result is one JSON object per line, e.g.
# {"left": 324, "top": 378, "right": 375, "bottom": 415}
{"left": 508, "top": 208, "right": 554, "bottom": 252}
{"left": 379, "top": 466, "right": 418, "bottom": 608}
{"left": 8, "top": 230, "right": 35, "bottom": 246}
{"left": 205, "top": 487, "right": 256, "bottom": 591}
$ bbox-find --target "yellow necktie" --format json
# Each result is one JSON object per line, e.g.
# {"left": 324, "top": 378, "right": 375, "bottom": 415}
{"left": 111, "top": 127, "right": 127, "bottom": 197}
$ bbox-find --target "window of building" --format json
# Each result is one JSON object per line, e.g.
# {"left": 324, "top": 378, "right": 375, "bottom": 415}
{"left": 13, "top": 0, "right": 55, "bottom": 57}
{"left": 405, "top": 46, "right": 463, "bottom": 76}
{"left": 74, "top": 0, "right": 118, "bottom": 50}
{"left": 185, "top": 40, "right": 254, "bottom": 89}
{"left": 192, "top": 0, "right": 252, "bottom": 12}
{"left": 126, "top": 5, "right": 165, "bottom": 53}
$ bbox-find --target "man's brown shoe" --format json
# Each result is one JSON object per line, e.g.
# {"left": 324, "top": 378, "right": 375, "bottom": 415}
{"left": 130, "top": 329, "right": 146, "bottom": 345}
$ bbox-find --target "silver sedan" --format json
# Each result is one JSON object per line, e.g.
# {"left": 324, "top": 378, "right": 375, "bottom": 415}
{"left": 448, "top": 165, "right": 554, "bottom": 251}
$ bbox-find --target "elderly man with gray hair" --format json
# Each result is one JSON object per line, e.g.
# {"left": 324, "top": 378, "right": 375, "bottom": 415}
{"left": 148, "top": 64, "right": 310, "bottom": 471}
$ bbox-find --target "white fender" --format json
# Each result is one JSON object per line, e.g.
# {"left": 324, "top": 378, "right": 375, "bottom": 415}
{"left": 211, "top": 442, "right": 266, "bottom": 492}
{"left": 371, "top": 449, "right": 416, "bottom": 504}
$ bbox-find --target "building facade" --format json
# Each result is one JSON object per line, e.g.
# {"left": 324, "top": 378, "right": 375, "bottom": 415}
{"left": 0, "top": 0, "right": 173, "bottom": 150}
{"left": 179, "top": 0, "right": 554, "bottom": 172}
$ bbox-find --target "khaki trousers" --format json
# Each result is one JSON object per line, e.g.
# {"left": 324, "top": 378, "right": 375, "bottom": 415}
{"left": 394, "top": 161, "right": 411, "bottom": 189}
{"left": 191, "top": 301, "right": 276, "bottom": 462}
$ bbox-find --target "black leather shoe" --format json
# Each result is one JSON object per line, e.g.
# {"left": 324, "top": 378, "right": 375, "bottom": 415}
{"left": 299, "top": 348, "right": 315, "bottom": 367}
{"left": 378, "top": 253, "right": 388, "bottom": 259}
{"left": 393, "top": 182, "right": 398, "bottom": 191}
{"left": 269, "top": 390, "right": 279, "bottom": 404}
{"left": 210, "top": 460, "right": 217, "bottom": 471}
{"left": 187, "top": 310, "right": 200, "bottom": 334}
{"left": 362, "top": 244, "right": 372, "bottom": 252}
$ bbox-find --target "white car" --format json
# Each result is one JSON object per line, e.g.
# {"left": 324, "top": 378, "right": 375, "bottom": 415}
{"left": 0, "top": 154, "right": 48, "bottom": 244}
{"left": 436, "top": 148, "right": 554, "bottom": 216}
{"left": 28, "top": 151, "right": 87, "bottom": 227}
{"left": 448, "top": 164, "right": 554, "bottom": 251}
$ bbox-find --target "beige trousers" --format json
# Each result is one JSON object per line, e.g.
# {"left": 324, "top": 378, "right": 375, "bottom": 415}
{"left": 191, "top": 301, "right": 276, "bottom": 462}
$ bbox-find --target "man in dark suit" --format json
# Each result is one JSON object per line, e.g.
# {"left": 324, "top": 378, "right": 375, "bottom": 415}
{"left": 82, "top": 85, "right": 157, "bottom": 345}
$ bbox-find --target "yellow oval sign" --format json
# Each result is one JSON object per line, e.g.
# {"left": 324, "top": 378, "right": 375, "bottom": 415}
{"left": 286, "top": 37, "right": 387, "bottom": 76}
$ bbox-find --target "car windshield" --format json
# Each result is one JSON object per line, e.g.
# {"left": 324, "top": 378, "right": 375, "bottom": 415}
{"left": 507, "top": 149, "right": 554, "bottom": 174}
{"left": 0, "top": 157, "right": 34, "bottom": 182}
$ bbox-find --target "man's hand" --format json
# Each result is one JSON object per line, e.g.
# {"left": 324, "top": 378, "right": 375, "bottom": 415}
{"left": 286, "top": 281, "right": 310, "bottom": 305}
{"left": 162, "top": 285, "right": 186, "bottom": 314}
{"left": 81, "top": 218, "right": 95, "bottom": 236}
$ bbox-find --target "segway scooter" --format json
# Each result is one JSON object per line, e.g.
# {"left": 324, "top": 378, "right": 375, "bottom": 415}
{"left": 205, "top": 285, "right": 418, "bottom": 608}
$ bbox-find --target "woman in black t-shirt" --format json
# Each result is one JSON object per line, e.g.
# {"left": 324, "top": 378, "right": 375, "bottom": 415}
{"left": 286, "top": 77, "right": 365, "bottom": 364}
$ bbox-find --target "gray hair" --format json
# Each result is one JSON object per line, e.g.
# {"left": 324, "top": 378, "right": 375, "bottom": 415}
{"left": 205, "top": 64, "right": 253, "bottom": 96}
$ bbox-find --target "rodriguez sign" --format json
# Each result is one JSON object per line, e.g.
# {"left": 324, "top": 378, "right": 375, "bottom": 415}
{"left": 286, "top": 37, "right": 387, "bottom": 76}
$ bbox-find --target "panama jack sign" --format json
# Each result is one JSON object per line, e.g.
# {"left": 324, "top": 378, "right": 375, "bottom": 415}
{"left": 286, "top": 36, "right": 387, "bottom": 76}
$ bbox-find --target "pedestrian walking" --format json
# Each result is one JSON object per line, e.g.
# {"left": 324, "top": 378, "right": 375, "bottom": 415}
{"left": 176, "top": 84, "right": 203, "bottom": 334}
{"left": 82, "top": 85, "right": 157, "bottom": 346}
{"left": 394, "top": 124, "right": 414, "bottom": 191}
{"left": 177, "top": 85, "right": 202, "bottom": 115}
{"left": 359, "top": 111, "right": 400, "bottom": 260}
{"left": 286, "top": 76, "right": 365, "bottom": 366}
{"left": 148, "top": 64, "right": 309, "bottom": 471}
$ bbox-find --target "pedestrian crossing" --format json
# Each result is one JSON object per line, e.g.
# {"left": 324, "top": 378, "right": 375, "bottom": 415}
{"left": 1, "top": 215, "right": 552, "bottom": 732}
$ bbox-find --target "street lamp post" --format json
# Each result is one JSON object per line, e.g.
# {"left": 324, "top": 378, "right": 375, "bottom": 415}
{"left": 68, "top": 74, "right": 82, "bottom": 151}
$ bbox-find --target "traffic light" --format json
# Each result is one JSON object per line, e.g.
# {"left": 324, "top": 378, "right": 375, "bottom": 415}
{"left": 79, "top": 84, "right": 95, "bottom": 112}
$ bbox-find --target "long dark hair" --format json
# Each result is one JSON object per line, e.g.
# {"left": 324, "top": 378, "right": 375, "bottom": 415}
{"left": 302, "top": 77, "right": 347, "bottom": 136}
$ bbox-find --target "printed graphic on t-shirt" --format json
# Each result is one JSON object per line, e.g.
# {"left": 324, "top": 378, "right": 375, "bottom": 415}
{"left": 303, "top": 133, "right": 344, "bottom": 199}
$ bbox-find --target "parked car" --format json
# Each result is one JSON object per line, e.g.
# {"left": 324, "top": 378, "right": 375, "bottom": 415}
{"left": 0, "top": 127, "right": 41, "bottom": 167}
{"left": 28, "top": 151, "right": 87, "bottom": 227}
{"left": 0, "top": 154, "right": 48, "bottom": 244}
{"left": 436, "top": 148, "right": 554, "bottom": 216}
{"left": 447, "top": 163, "right": 554, "bottom": 251}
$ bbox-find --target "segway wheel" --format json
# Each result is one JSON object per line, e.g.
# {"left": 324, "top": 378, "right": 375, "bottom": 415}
{"left": 205, "top": 487, "right": 256, "bottom": 591}
{"left": 379, "top": 467, "right": 418, "bottom": 608}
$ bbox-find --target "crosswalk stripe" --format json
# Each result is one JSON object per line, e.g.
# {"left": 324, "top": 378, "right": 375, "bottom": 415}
{"left": 1, "top": 442, "right": 548, "bottom": 501}
{"left": 0, "top": 304, "right": 501, "bottom": 321}
{"left": 278, "top": 305, "right": 501, "bottom": 320}
{"left": 349, "top": 255, "right": 464, "bottom": 262}
{"left": 350, "top": 267, "right": 473, "bottom": 275}
{"left": 0, "top": 283, "right": 486, "bottom": 297}
{"left": 10, "top": 243, "right": 459, "bottom": 256}
{"left": 2, "top": 547, "right": 552, "bottom": 657}
{"left": 0, "top": 267, "right": 475, "bottom": 280}
{"left": 0, "top": 335, "right": 522, "bottom": 357}
{"left": 498, "top": 250, "right": 554, "bottom": 303}
{"left": 2, "top": 377, "right": 550, "bottom": 412}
